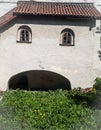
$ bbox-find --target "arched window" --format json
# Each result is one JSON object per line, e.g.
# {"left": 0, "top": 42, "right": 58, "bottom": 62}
{"left": 20, "top": 30, "right": 29, "bottom": 42}
{"left": 17, "top": 25, "right": 32, "bottom": 43}
{"left": 60, "top": 28, "right": 75, "bottom": 46}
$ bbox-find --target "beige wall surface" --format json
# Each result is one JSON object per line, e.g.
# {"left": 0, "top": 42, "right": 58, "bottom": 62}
{"left": 0, "top": 17, "right": 101, "bottom": 90}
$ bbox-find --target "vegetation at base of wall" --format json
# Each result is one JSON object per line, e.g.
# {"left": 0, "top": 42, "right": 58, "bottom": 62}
{"left": 0, "top": 78, "right": 101, "bottom": 130}
{"left": 93, "top": 77, "right": 101, "bottom": 91}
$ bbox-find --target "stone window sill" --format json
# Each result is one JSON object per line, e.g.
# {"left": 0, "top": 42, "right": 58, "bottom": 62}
{"left": 16, "top": 41, "right": 32, "bottom": 43}
{"left": 59, "top": 44, "right": 74, "bottom": 46}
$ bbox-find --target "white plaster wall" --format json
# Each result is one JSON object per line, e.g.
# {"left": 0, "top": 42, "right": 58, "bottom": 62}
{"left": 0, "top": 18, "right": 99, "bottom": 90}
{"left": 93, "top": 25, "right": 101, "bottom": 78}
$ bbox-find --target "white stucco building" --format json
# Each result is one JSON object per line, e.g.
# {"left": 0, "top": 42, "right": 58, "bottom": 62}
{"left": 0, "top": 0, "right": 101, "bottom": 91}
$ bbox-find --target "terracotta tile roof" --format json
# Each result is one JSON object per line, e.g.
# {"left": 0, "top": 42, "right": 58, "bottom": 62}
{"left": 0, "top": 8, "right": 16, "bottom": 28}
{"left": 0, "top": 1, "right": 101, "bottom": 29}
{"left": 14, "top": 1, "right": 101, "bottom": 18}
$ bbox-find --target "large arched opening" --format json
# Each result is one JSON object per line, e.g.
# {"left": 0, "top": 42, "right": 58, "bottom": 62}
{"left": 8, "top": 70, "right": 71, "bottom": 91}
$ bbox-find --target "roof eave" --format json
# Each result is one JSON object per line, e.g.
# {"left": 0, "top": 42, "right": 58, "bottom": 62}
{"left": 13, "top": 12, "right": 100, "bottom": 19}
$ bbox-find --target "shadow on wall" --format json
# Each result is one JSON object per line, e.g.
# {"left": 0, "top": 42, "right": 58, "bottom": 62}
{"left": 8, "top": 70, "right": 71, "bottom": 91}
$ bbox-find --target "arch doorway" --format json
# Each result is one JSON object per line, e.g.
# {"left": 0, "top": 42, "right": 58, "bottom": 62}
{"left": 8, "top": 70, "right": 71, "bottom": 91}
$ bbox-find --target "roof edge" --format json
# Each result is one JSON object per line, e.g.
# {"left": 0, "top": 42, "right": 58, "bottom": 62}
{"left": 17, "top": 1, "right": 94, "bottom": 5}
{"left": 0, "top": 7, "right": 16, "bottom": 29}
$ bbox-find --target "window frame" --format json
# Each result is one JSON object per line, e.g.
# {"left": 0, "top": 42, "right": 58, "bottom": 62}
{"left": 17, "top": 25, "right": 32, "bottom": 43}
{"left": 60, "top": 28, "right": 75, "bottom": 46}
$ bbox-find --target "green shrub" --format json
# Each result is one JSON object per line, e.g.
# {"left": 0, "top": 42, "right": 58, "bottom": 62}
{"left": 0, "top": 89, "right": 101, "bottom": 130}
{"left": 91, "top": 77, "right": 101, "bottom": 109}
{"left": 69, "top": 87, "right": 96, "bottom": 107}
{"left": 93, "top": 77, "right": 101, "bottom": 91}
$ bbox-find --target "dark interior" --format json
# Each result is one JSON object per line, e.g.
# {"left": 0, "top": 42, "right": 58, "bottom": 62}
{"left": 8, "top": 70, "right": 71, "bottom": 91}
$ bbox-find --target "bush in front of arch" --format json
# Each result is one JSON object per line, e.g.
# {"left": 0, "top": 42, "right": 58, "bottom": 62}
{"left": 0, "top": 89, "right": 101, "bottom": 130}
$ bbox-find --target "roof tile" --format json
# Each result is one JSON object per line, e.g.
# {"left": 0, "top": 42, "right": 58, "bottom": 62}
{"left": 0, "top": 1, "right": 101, "bottom": 28}
{"left": 13, "top": 1, "right": 101, "bottom": 18}
{"left": 0, "top": 8, "right": 16, "bottom": 28}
